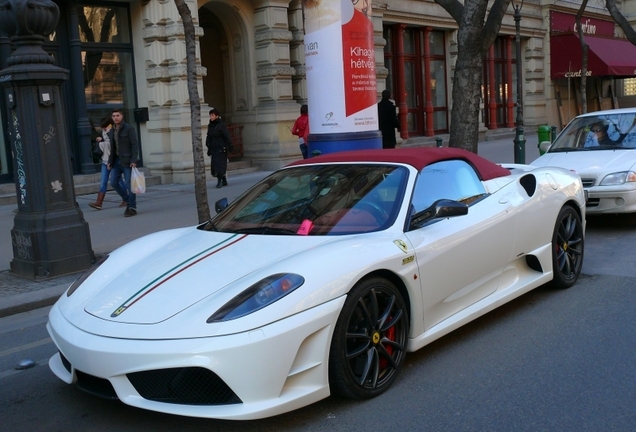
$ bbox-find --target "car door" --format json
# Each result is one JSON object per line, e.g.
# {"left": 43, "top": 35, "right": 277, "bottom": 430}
{"left": 403, "top": 160, "right": 517, "bottom": 330}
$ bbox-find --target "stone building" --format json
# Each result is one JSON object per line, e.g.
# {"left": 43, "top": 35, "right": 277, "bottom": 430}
{"left": 0, "top": 0, "right": 634, "bottom": 186}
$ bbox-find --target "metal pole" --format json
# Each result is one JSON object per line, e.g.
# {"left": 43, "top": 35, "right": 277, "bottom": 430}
{"left": 513, "top": 2, "right": 526, "bottom": 164}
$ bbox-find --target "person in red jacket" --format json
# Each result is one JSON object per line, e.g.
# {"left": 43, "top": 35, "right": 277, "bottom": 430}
{"left": 292, "top": 104, "right": 309, "bottom": 159}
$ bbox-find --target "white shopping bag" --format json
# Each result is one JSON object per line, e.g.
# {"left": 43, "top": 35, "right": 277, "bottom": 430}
{"left": 131, "top": 167, "right": 146, "bottom": 194}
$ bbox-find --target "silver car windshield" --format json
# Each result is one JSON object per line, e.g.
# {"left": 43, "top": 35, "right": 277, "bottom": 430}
{"left": 549, "top": 112, "right": 636, "bottom": 152}
{"left": 206, "top": 164, "right": 408, "bottom": 235}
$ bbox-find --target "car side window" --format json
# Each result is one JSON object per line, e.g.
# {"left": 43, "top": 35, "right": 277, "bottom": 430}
{"left": 411, "top": 160, "right": 486, "bottom": 214}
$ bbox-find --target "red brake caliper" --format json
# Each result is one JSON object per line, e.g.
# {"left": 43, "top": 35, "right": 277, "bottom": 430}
{"left": 380, "top": 318, "right": 395, "bottom": 369}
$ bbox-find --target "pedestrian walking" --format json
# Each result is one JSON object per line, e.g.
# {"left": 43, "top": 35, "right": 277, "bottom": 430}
{"left": 377, "top": 89, "right": 400, "bottom": 149}
{"left": 88, "top": 117, "right": 127, "bottom": 210}
{"left": 107, "top": 108, "right": 139, "bottom": 217}
{"left": 291, "top": 104, "right": 309, "bottom": 159}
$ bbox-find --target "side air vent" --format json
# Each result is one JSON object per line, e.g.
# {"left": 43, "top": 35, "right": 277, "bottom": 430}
{"left": 525, "top": 255, "right": 543, "bottom": 273}
{"left": 520, "top": 174, "right": 537, "bottom": 197}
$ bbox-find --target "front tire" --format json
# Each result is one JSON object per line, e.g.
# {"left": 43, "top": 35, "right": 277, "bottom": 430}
{"left": 551, "top": 205, "right": 584, "bottom": 288}
{"left": 329, "top": 277, "right": 409, "bottom": 399}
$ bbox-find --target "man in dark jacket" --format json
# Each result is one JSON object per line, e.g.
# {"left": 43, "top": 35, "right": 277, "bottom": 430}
{"left": 107, "top": 108, "right": 139, "bottom": 217}
{"left": 377, "top": 89, "right": 400, "bottom": 149}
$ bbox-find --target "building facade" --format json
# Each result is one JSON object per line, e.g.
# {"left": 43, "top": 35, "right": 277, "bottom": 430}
{"left": 0, "top": 0, "right": 635, "bottom": 186}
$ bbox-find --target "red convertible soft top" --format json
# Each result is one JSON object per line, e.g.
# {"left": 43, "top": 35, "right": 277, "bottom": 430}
{"left": 288, "top": 147, "right": 511, "bottom": 181}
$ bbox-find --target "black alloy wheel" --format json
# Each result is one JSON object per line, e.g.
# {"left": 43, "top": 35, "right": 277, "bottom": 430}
{"left": 329, "top": 277, "right": 409, "bottom": 399}
{"left": 551, "top": 205, "right": 584, "bottom": 288}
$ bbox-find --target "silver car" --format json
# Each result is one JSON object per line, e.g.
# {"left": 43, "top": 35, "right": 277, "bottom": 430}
{"left": 532, "top": 108, "right": 636, "bottom": 214}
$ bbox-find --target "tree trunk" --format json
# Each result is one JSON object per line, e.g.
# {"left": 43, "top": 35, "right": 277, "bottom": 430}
{"left": 606, "top": 0, "right": 636, "bottom": 45}
{"left": 436, "top": 0, "right": 511, "bottom": 153}
{"left": 575, "top": 0, "right": 589, "bottom": 114}
{"left": 449, "top": 47, "right": 483, "bottom": 151}
{"left": 174, "top": 0, "right": 211, "bottom": 223}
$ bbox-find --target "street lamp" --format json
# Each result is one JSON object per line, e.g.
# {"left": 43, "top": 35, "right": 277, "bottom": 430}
{"left": 513, "top": 0, "right": 525, "bottom": 164}
{"left": 0, "top": 0, "right": 94, "bottom": 277}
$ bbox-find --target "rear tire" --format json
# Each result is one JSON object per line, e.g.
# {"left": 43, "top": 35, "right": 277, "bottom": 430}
{"left": 329, "top": 277, "right": 409, "bottom": 399}
{"left": 550, "top": 206, "right": 584, "bottom": 288}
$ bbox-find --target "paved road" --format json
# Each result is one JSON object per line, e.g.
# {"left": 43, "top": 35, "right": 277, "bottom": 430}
{"left": 1, "top": 272, "right": 634, "bottom": 431}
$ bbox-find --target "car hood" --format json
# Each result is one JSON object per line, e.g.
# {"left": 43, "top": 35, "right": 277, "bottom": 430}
{"left": 532, "top": 149, "right": 636, "bottom": 175}
{"left": 78, "top": 228, "right": 331, "bottom": 325}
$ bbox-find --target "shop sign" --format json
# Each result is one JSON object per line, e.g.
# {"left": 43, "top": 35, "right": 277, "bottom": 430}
{"left": 550, "top": 10, "right": 614, "bottom": 38}
{"left": 564, "top": 70, "right": 593, "bottom": 78}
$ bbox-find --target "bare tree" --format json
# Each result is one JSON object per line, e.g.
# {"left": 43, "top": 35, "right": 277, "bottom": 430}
{"left": 434, "top": 0, "right": 512, "bottom": 153}
{"left": 606, "top": 0, "right": 636, "bottom": 43}
{"left": 575, "top": 0, "right": 590, "bottom": 113}
{"left": 174, "top": 0, "right": 211, "bottom": 223}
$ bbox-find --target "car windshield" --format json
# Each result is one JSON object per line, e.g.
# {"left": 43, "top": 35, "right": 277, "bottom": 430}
{"left": 203, "top": 164, "right": 408, "bottom": 235}
{"left": 549, "top": 112, "right": 636, "bottom": 152}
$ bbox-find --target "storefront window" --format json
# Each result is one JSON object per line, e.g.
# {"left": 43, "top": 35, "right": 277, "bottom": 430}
{"left": 83, "top": 51, "right": 136, "bottom": 122}
{"left": 79, "top": 6, "right": 131, "bottom": 44}
{"left": 622, "top": 78, "right": 636, "bottom": 96}
{"left": 79, "top": 5, "right": 136, "bottom": 129}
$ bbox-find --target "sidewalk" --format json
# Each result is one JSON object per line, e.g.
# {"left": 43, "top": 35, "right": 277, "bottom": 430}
{"left": 0, "top": 170, "right": 272, "bottom": 318}
{"left": 0, "top": 134, "right": 542, "bottom": 318}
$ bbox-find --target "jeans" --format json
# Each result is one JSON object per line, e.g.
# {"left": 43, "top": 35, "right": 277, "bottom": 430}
{"left": 299, "top": 140, "right": 308, "bottom": 159}
{"left": 110, "top": 158, "right": 136, "bottom": 209}
{"left": 99, "top": 163, "right": 125, "bottom": 194}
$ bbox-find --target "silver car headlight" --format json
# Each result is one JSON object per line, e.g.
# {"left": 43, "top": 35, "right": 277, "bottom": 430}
{"left": 599, "top": 171, "right": 636, "bottom": 186}
{"left": 207, "top": 273, "right": 305, "bottom": 322}
{"left": 67, "top": 255, "right": 109, "bottom": 296}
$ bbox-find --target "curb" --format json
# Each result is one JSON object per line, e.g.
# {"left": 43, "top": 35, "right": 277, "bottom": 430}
{"left": 0, "top": 284, "right": 69, "bottom": 318}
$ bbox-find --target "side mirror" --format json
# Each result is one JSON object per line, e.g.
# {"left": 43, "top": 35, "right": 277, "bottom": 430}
{"left": 215, "top": 198, "right": 228, "bottom": 214}
{"left": 539, "top": 140, "right": 552, "bottom": 155}
{"left": 409, "top": 199, "right": 468, "bottom": 229}
{"left": 433, "top": 199, "right": 469, "bottom": 219}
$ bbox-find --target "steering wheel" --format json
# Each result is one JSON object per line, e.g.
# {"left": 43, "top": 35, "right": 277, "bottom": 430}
{"left": 356, "top": 201, "right": 390, "bottom": 225}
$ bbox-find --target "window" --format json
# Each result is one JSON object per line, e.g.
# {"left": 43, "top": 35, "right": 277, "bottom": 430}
{"left": 622, "top": 78, "right": 636, "bottom": 96}
{"left": 411, "top": 160, "right": 486, "bottom": 214}
{"left": 79, "top": 5, "right": 136, "bottom": 126}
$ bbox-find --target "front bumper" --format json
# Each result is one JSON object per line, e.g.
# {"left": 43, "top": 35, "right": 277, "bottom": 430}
{"left": 47, "top": 296, "right": 345, "bottom": 420}
{"left": 584, "top": 185, "right": 636, "bottom": 214}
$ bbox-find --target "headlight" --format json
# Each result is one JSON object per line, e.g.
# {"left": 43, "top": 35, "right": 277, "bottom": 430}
{"left": 67, "top": 255, "right": 109, "bottom": 296}
{"left": 207, "top": 273, "right": 304, "bottom": 322}
{"left": 599, "top": 171, "right": 636, "bottom": 186}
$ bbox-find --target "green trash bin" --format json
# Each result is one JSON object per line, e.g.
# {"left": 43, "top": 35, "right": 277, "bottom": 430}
{"left": 537, "top": 125, "right": 551, "bottom": 155}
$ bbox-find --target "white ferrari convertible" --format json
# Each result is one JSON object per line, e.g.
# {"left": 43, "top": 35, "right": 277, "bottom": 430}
{"left": 47, "top": 147, "right": 586, "bottom": 420}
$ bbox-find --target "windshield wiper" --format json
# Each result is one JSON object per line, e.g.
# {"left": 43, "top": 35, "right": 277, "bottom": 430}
{"left": 548, "top": 147, "right": 590, "bottom": 153}
{"left": 201, "top": 220, "right": 218, "bottom": 231}
{"left": 234, "top": 227, "right": 297, "bottom": 235}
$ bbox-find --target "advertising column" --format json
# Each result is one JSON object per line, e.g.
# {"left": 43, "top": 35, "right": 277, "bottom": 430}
{"left": 304, "top": 0, "right": 381, "bottom": 155}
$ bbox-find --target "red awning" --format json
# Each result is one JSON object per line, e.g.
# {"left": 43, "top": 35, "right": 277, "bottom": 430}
{"left": 550, "top": 33, "right": 636, "bottom": 79}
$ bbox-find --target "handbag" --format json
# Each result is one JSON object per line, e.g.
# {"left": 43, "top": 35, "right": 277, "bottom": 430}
{"left": 131, "top": 167, "right": 146, "bottom": 194}
{"left": 91, "top": 141, "right": 103, "bottom": 162}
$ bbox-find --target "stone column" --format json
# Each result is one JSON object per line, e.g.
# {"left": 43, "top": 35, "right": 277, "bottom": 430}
{"left": 524, "top": 36, "right": 547, "bottom": 127}
{"left": 141, "top": 0, "right": 207, "bottom": 184}
{"left": 288, "top": 0, "right": 306, "bottom": 104}
{"left": 0, "top": 0, "right": 94, "bottom": 278}
{"left": 251, "top": 0, "right": 299, "bottom": 167}
{"left": 253, "top": 0, "right": 294, "bottom": 106}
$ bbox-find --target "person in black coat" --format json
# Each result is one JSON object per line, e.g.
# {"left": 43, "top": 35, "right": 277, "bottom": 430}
{"left": 377, "top": 89, "right": 400, "bottom": 149}
{"left": 205, "top": 108, "right": 232, "bottom": 188}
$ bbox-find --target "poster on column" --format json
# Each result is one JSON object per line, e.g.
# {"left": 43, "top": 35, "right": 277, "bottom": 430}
{"left": 303, "top": 0, "right": 378, "bottom": 134}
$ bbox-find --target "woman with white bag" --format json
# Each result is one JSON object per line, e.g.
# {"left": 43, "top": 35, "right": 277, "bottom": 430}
{"left": 88, "top": 117, "right": 127, "bottom": 210}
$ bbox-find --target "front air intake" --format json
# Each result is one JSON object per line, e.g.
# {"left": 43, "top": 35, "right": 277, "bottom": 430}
{"left": 127, "top": 367, "right": 242, "bottom": 405}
